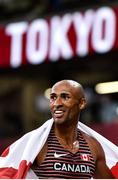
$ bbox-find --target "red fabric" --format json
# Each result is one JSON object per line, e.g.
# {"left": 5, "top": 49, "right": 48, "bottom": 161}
{"left": 0, "top": 160, "right": 32, "bottom": 179}
{"left": 111, "top": 162, "right": 118, "bottom": 178}
{"left": 0, "top": 167, "right": 17, "bottom": 179}
{"left": 1, "top": 147, "right": 10, "bottom": 157}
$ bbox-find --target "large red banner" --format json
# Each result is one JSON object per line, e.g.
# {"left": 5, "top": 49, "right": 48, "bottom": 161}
{"left": 0, "top": 6, "right": 118, "bottom": 68}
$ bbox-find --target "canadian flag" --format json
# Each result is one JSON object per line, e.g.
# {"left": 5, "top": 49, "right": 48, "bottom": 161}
{"left": 80, "top": 154, "right": 90, "bottom": 161}
{"left": 111, "top": 162, "right": 118, "bottom": 178}
{"left": 0, "top": 119, "right": 118, "bottom": 178}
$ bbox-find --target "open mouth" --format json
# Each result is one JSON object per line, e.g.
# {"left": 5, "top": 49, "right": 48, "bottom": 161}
{"left": 54, "top": 110, "right": 64, "bottom": 118}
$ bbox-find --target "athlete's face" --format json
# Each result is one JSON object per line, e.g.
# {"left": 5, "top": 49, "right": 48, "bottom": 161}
{"left": 50, "top": 82, "right": 83, "bottom": 125}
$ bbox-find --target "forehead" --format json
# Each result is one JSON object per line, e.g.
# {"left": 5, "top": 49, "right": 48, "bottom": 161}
{"left": 51, "top": 82, "right": 77, "bottom": 95}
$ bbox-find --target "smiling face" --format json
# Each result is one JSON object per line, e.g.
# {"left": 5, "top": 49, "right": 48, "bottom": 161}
{"left": 50, "top": 80, "right": 86, "bottom": 126}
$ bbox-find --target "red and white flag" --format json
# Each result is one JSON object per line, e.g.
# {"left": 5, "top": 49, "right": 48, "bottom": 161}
{"left": 80, "top": 154, "right": 90, "bottom": 161}
{"left": 0, "top": 118, "right": 118, "bottom": 178}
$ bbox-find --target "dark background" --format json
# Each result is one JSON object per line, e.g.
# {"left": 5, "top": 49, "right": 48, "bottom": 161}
{"left": 0, "top": 0, "right": 118, "bottom": 153}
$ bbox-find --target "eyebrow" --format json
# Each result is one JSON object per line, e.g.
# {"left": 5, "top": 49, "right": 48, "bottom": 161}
{"left": 50, "top": 92, "right": 71, "bottom": 96}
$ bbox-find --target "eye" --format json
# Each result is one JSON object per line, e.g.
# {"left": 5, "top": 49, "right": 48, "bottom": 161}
{"left": 50, "top": 94, "right": 57, "bottom": 102}
{"left": 61, "top": 93, "right": 70, "bottom": 100}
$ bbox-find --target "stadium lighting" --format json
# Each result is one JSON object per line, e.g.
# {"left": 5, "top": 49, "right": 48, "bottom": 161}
{"left": 44, "top": 88, "right": 51, "bottom": 99}
{"left": 95, "top": 81, "right": 118, "bottom": 94}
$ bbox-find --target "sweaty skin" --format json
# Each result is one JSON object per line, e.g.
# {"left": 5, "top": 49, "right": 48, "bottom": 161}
{"left": 32, "top": 80, "right": 114, "bottom": 179}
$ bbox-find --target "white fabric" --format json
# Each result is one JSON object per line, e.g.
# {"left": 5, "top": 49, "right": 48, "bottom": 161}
{"left": 0, "top": 119, "right": 53, "bottom": 169}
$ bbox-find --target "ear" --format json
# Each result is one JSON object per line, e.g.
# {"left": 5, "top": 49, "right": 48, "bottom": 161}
{"left": 79, "top": 98, "right": 87, "bottom": 110}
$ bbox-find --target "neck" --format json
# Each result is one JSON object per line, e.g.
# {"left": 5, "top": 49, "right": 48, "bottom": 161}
{"left": 54, "top": 123, "right": 78, "bottom": 146}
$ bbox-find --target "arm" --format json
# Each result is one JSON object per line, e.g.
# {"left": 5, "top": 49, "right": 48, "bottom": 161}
{"left": 92, "top": 138, "right": 115, "bottom": 179}
{"left": 83, "top": 133, "right": 115, "bottom": 179}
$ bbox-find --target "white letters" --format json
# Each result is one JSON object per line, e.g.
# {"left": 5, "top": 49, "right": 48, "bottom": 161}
{"left": 54, "top": 163, "right": 61, "bottom": 170}
{"left": 54, "top": 163, "right": 91, "bottom": 173}
{"left": 92, "top": 7, "right": 116, "bottom": 53}
{"left": 6, "top": 22, "right": 28, "bottom": 68}
{"left": 26, "top": 19, "right": 48, "bottom": 64}
{"left": 49, "top": 14, "right": 73, "bottom": 61}
{"left": 73, "top": 10, "right": 94, "bottom": 56}
{"left": 5, "top": 6, "right": 116, "bottom": 67}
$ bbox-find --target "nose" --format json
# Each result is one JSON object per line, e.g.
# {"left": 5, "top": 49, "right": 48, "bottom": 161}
{"left": 53, "top": 97, "right": 63, "bottom": 107}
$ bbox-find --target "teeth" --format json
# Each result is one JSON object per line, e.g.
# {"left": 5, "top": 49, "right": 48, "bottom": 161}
{"left": 55, "top": 110, "right": 63, "bottom": 114}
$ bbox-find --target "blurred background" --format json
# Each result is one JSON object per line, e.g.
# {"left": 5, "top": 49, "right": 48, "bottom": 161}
{"left": 0, "top": 0, "right": 118, "bottom": 153}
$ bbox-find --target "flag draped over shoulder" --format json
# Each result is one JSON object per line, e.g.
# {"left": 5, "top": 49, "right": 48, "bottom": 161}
{"left": 0, "top": 118, "right": 118, "bottom": 179}
{"left": 79, "top": 121, "right": 118, "bottom": 178}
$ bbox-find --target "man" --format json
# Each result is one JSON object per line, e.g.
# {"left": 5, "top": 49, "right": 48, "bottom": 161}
{"left": 0, "top": 80, "right": 117, "bottom": 178}
{"left": 32, "top": 80, "right": 114, "bottom": 178}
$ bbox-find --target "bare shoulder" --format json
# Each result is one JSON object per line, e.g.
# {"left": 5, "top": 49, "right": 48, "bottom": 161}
{"left": 80, "top": 130, "right": 102, "bottom": 147}
{"left": 79, "top": 130, "right": 115, "bottom": 178}
{"left": 80, "top": 130, "right": 105, "bottom": 161}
